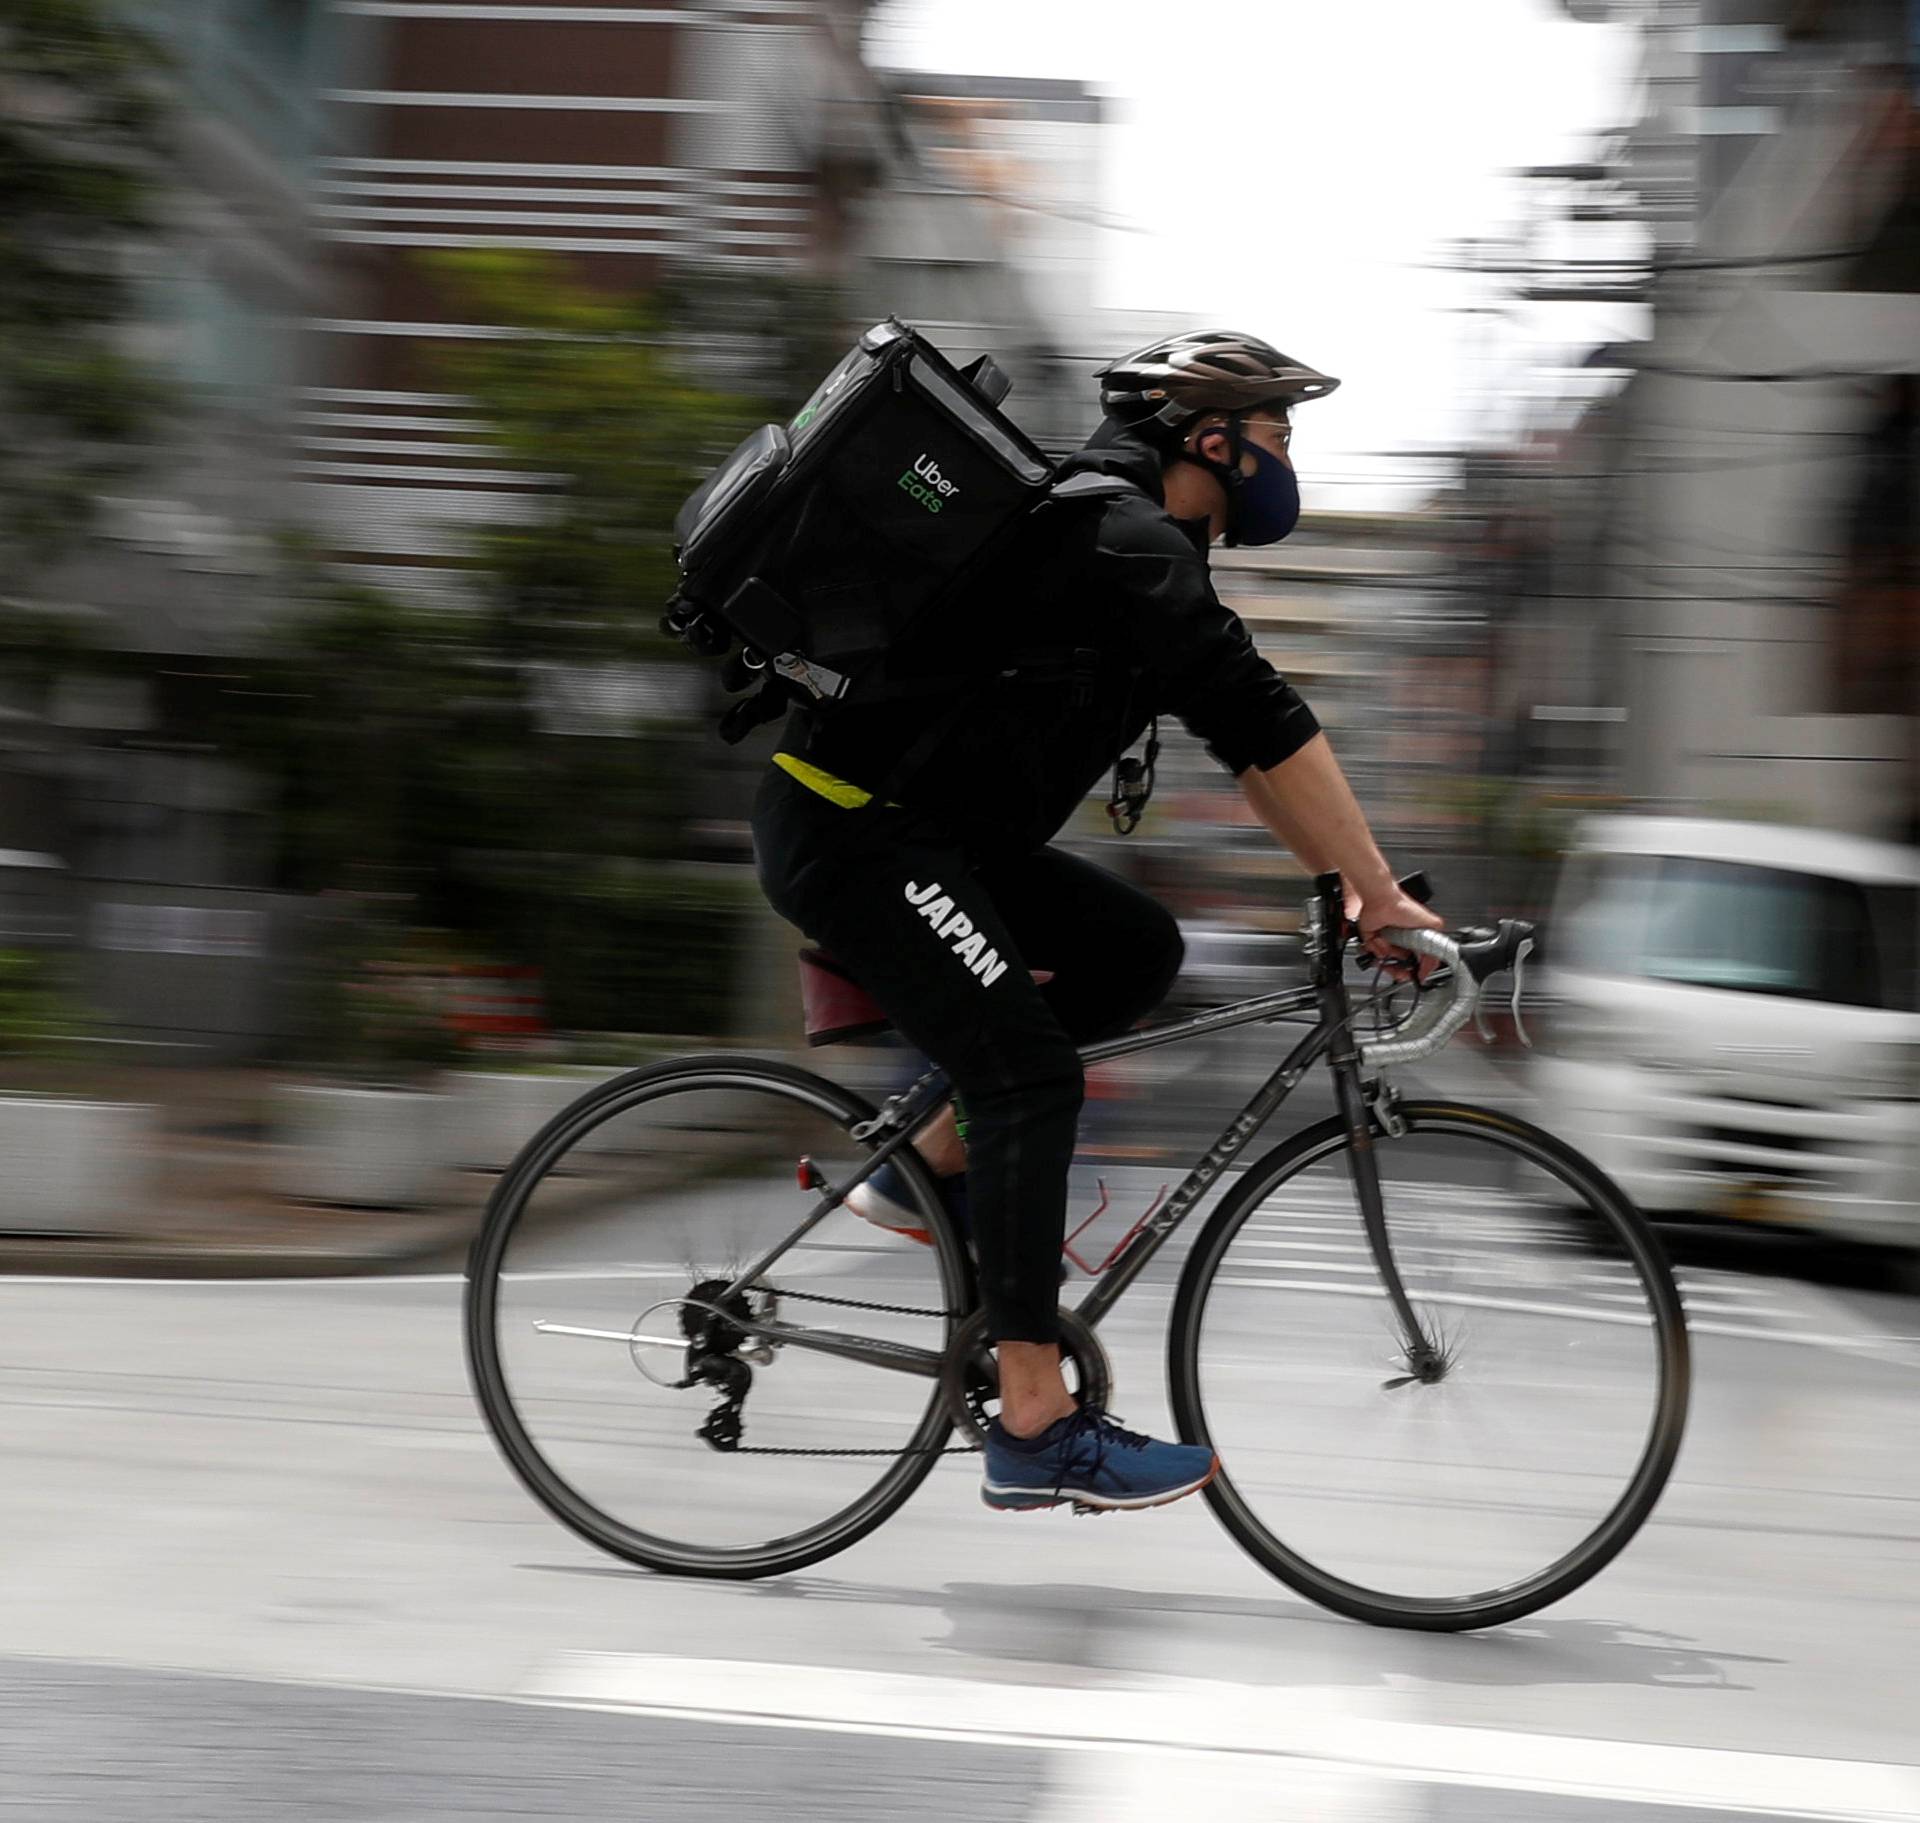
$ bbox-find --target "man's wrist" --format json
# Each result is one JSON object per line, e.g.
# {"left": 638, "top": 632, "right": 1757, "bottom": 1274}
{"left": 1345, "top": 858, "right": 1397, "bottom": 901}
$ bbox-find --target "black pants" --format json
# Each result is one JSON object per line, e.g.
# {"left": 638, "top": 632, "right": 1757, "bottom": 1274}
{"left": 752, "top": 767, "right": 1183, "bottom": 1343}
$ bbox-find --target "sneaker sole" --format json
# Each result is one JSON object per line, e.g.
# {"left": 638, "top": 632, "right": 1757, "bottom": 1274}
{"left": 981, "top": 1457, "right": 1219, "bottom": 1515}
{"left": 844, "top": 1186, "right": 933, "bottom": 1248}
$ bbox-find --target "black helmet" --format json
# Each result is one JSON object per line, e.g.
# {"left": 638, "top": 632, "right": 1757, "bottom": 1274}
{"left": 1096, "top": 328, "right": 1339, "bottom": 432}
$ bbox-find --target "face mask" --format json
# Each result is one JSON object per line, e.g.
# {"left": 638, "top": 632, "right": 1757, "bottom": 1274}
{"left": 1229, "top": 439, "right": 1300, "bottom": 546}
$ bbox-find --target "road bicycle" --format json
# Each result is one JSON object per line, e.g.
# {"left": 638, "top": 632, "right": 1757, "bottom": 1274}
{"left": 465, "top": 872, "right": 1690, "bottom": 1631}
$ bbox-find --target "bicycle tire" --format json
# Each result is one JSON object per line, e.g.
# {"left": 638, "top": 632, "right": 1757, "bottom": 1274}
{"left": 1168, "top": 1100, "right": 1690, "bottom": 1631}
{"left": 465, "top": 1053, "right": 971, "bottom": 1579}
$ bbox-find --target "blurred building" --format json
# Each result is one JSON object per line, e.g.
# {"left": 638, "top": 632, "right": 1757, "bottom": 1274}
{"left": 1540, "top": 0, "right": 1919, "bottom": 843}
{"left": 297, "top": 9, "right": 1111, "bottom": 585}
{"left": 6, "top": 1, "right": 380, "bottom": 1055}
{"left": 6, "top": 0, "right": 1124, "bottom": 1057}
{"left": 868, "top": 72, "right": 1106, "bottom": 448}
{"left": 1074, "top": 512, "right": 1459, "bottom": 941}
{"left": 304, "top": 0, "right": 897, "bottom": 598}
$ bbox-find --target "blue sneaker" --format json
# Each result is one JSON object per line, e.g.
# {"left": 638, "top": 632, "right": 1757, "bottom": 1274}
{"left": 982, "top": 1406, "right": 1218, "bottom": 1514}
{"left": 845, "top": 1157, "right": 969, "bottom": 1247}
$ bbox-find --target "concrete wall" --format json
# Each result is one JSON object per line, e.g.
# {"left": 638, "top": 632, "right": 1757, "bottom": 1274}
{"left": 1613, "top": 291, "right": 1920, "bottom": 836}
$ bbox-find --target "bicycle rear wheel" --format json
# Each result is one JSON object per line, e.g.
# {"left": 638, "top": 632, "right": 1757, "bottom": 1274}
{"left": 465, "top": 1055, "right": 972, "bottom": 1578}
{"left": 1169, "top": 1101, "right": 1689, "bottom": 1630}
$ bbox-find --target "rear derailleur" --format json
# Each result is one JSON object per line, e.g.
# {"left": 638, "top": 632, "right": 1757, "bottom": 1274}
{"left": 674, "top": 1278, "right": 777, "bottom": 1452}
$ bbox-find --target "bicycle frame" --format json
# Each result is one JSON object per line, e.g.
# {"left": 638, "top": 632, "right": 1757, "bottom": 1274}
{"left": 716, "top": 874, "right": 1445, "bottom": 1385}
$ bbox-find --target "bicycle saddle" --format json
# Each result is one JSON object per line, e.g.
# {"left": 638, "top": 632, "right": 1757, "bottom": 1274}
{"left": 797, "top": 948, "right": 1054, "bottom": 1047}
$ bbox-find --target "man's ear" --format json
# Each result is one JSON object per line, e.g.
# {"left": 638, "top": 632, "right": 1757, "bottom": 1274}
{"left": 1186, "top": 417, "right": 1232, "bottom": 466}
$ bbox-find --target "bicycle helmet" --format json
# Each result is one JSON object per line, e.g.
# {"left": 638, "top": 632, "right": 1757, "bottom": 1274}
{"left": 1095, "top": 329, "right": 1339, "bottom": 433}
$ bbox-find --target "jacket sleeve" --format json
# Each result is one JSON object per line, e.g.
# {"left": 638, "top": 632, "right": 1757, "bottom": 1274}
{"left": 1095, "top": 498, "right": 1321, "bottom": 775}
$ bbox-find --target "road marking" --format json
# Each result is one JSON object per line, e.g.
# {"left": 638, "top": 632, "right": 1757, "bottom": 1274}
{"left": 519, "top": 1653, "right": 1920, "bottom": 1821}
{"left": 0, "top": 1255, "right": 900, "bottom": 1292}
{"left": 1213, "top": 1276, "right": 1920, "bottom": 1367}
{"left": 1032, "top": 1744, "right": 1403, "bottom": 1821}
{"left": 0, "top": 1272, "right": 472, "bottom": 1288}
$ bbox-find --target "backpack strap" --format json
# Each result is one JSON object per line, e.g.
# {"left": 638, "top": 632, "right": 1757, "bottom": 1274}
{"left": 1044, "top": 471, "right": 1139, "bottom": 506}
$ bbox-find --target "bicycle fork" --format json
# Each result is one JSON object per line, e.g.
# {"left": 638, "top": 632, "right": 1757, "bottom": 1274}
{"left": 1310, "top": 879, "right": 1448, "bottom": 1386}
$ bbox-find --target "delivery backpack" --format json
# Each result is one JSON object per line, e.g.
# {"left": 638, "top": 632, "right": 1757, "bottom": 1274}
{"left": 661, "top": 317, "right": 1132, "bottom": 748}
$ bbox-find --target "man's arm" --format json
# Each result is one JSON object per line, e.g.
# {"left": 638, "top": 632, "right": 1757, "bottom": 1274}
{"left": 1237, "top": 732, "right": 1443, "bottom": 962}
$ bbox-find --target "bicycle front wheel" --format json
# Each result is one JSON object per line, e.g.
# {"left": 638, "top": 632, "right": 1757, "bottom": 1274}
{"left": 465, "top": 1055, "right": 972, "bottom": 1579}
{"left": 1169, "top": 1101, "right": 1689, "bottom": 1630}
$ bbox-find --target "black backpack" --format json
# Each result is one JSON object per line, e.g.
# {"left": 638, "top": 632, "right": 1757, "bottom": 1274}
{"left": 663, "top": 318, "right": 1130, "bottom": 744}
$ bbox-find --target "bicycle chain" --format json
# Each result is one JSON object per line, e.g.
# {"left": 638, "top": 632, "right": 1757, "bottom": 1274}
{"left": 761, "top": 1283, "right": 962, "bottom": 1321}
{"left": 730, "top": 1440, "right": 980, "bottom": 1457}
{"left": 719, "top": 1281, "right": 979, "bottom": 1457}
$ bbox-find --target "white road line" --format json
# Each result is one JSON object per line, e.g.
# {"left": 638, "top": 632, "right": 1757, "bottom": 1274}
{"left": 518, "top": 1653, "right": 1920, "bottom": 1821}
{"left": 0, "top": 1255, "right": 897, "bottom": 1292}
{"left": 1032, "top": 1746, "right": 1401, "bottom": 1821}
{"left": 1212, "top": 1275, "right": 1659, "bottom": 1328}
{"left": 1245, "top": 1278, "right": 1913, "bottom": 1365}
{"left": 0, "top": 1271, "right": 474, "bottom": 1289}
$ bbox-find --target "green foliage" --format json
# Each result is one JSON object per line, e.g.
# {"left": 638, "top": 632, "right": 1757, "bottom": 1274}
{"left": 530, "top": 864, "right": 759, "bottom": 1037}
{"left": 222, "top": 560, "right": 703, "bottom": 904}
{"left": 225, "top": 258, "right": 843, "bottom": 1038}
{"left": 0, "top": 0, "right": 173, "bottom": 570}
{"left": 1429, "top": 775, "right": 1584, "bottom": 864}
{"left": 218, "top": 569, "right": 476, "bottom": 895}
{"left": 418, "top": 250, "right": 781, "bottom": 663}
{"left": 290, "top": 904, "right": 468, "bottom": 1086}
{"left": 0, "top": 947, "right": 86, "bottom": 1057}
{"left": 654, "top": 265, "right": 851, "bottom": 419}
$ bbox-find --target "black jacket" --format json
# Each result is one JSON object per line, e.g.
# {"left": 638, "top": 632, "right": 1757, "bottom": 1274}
{"left": 779, "top": 420, "right": 1321, "bottom": 853}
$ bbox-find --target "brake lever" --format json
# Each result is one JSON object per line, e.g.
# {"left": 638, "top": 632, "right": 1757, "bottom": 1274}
{"left": 1471, "top": 936, "right": 1536, "bottom": 1048}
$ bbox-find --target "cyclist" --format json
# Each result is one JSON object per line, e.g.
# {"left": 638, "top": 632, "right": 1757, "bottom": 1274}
{"left": 751, "top": 330, "right": 1442, "bottom": 1513}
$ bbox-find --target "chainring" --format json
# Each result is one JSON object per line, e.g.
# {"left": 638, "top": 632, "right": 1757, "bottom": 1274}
{"left": 939, "top": 1306, "right": 1112, "bottom": 1447}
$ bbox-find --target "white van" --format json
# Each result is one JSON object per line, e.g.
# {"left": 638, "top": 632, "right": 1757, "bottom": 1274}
{"left": 1536, "top": 816, "right": 1920, "bottom": 1252}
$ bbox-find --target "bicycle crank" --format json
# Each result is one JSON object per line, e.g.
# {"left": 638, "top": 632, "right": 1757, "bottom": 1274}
{"left": 939, "top": 1306, "right": 1112, "bottom": 1447}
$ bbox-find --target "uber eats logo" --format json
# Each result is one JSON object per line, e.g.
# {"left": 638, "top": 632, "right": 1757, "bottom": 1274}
{"left": 899, "top": 452, "right": 959, "bottom": 513}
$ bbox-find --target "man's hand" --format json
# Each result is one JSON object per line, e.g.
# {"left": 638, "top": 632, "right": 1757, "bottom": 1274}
{"left": 1345, "top": 881, "right": 1445, "bottom": 981}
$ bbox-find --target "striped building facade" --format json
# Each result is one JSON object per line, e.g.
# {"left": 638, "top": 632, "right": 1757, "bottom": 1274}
{"left": 303, "top": 0, "right": 892, "bottom": 597}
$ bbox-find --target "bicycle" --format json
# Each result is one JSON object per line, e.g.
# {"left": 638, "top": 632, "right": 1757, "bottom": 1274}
{"left": 465, "top": 871, "right": 1690, "bottom": 1632}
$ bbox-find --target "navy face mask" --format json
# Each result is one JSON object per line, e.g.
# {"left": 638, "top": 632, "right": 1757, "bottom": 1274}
{"left": 1228, "top": 438, "right": 1300, "bottom": 546}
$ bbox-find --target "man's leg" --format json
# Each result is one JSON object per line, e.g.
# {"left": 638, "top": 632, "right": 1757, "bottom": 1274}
{"left": 754, "top": 789, "right": 1219, "bottom": 1504}
{"left": 754, "top": 793, "right": 1085, "bottom": 1376}
{"left": 965, "top": 846, "right": 1188, "bottom": 1431}
{"left": 975, "top": 846, "right": 1188, "bottom": 1045}
{"left": 902, "top": 844, "right": 1185, "bottom": 1183}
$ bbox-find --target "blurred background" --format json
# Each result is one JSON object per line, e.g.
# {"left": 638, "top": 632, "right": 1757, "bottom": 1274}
{"left": 0, "top": 0, "right": 1913, "bottom": 1255}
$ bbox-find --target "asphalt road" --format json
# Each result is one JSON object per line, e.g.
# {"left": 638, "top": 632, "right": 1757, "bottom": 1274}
{"left": 3, "top": 1165, "right": 1917, "bottom": 1823}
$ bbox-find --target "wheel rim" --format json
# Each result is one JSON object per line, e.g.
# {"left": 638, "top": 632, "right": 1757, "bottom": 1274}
{"left": 1179, "top": 1106, "right": 1688, "bottom": 1620}
{"left": 466, "top": 1062, "right": 968, "bottom": 1574}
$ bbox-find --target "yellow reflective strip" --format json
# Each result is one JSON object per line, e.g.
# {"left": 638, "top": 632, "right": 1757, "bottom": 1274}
{"left": 773, "top": 751, "right": 873, "bottom": 809}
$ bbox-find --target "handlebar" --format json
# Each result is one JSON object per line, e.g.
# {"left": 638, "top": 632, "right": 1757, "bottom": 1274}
{"left": 1354, "top": 918, "right": 1536, "bottom": 1071}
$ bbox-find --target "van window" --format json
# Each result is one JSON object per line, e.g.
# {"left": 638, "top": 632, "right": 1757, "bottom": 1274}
{"left": 1559, "top": 855, "right": 1916, "bottom": 1011}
